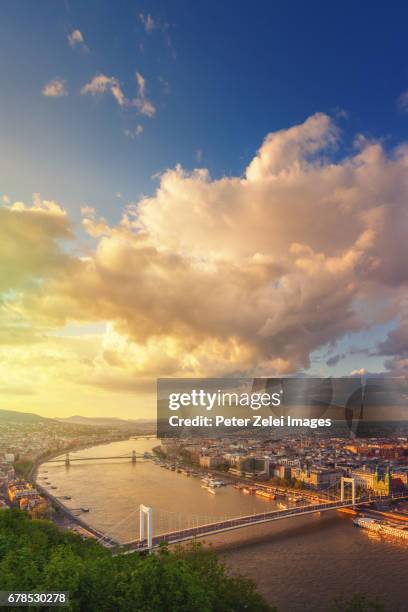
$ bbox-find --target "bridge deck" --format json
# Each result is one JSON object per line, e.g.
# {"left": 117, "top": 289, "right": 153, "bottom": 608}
{"left": 121, "top": 493, "right": 408, "bottom": 553}
{"left": 47, "top": 454, "right": 146, "bottom": 462}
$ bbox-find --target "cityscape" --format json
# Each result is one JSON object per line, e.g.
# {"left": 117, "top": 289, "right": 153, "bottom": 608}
{"left": 2, "top": 407, "right": 408, "bottom": 531}
{"left": 1, "top": 406, "right": 408, "bottom": 609}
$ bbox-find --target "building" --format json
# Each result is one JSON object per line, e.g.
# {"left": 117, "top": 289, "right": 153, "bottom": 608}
{"left": 291, "top": 467, "right": 341, "bottom": 488}
{"left": 229, "top": 456, "right": 270, "bottom": 478}
{"left": 199, "top": 455, "right": 222, "bottom": 469}
{"left": 274, "top": 465, "right": 292, "bottom": 480}
{"left": 351, "top": 468, "right": 375, "bottom": 490}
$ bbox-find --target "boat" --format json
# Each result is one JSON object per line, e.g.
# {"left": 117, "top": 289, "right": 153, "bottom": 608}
{"left": 63, "top": 495, "right": 71, "bottom": 500}
{"left": 288, "top": 495, "right": 302, "bottom": 503}
{"left": 353, "top": 517, "right": 408, "bottom": 540}
{"left": 80, "top": 507, "right": 90, "bottom": 512}
{"left": 255, "top": 489, "right": 276, "bottom": 500}
{"left": 210, "top": 480, "right": 224, "bottom": 487}
{"left": 51, "top": 486, "right": 57, "bottom": 490}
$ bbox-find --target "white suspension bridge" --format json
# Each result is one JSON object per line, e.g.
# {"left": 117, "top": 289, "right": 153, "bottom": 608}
{"left": 92, "top": 477, "right": 408, "bottom": 553}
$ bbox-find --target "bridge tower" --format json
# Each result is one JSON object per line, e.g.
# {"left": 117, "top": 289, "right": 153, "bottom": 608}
{"left": 65, "top": 453, "right": 70, "bottom": 466}
{"left": 132, "top": 450, "right": 137, "bottom": 464}
{"left": 139, "top": 504, "right": 153, "bottom": 549}
{"left": 340, "top": 477, "right": 356, "bottom": 505}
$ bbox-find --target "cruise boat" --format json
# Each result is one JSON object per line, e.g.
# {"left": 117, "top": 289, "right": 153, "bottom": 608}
{"left": 255, "top": 489, "right": 276, "bottom": 500}
{"left": 353, "top": 517, "right": 408, "bottom": 540}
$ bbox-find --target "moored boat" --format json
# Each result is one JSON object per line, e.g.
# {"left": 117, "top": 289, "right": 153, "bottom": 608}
{"left": 353, "top": 516, "right": 408, "bottom": 540}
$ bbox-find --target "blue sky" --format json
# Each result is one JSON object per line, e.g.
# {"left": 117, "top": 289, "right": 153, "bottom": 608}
{"left": 2, "top": 0, "right": 408, "bottom": 225}
{"left": 1, "top": 1, "right": 408, "bottom": 416}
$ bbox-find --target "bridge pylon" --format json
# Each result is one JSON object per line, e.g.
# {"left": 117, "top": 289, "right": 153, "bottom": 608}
{"left": 340, "top": 476, "right": 356, "bottom": 505}
{"left": 65, "top": 453, "right": 70, "bottom": 467}
{"left": 132, "top": 450, "right": 137, "bottom": 464}
{"left": 140, "top": 504, "right": 153, "bottom": 550}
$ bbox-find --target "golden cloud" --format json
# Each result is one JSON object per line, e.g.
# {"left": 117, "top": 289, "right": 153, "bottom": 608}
{"left": 2, "top": 114, "right": 408, "bottom": 415}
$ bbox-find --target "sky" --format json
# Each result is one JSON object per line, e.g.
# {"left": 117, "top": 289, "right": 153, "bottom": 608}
{"left": 1, "top": 1, "right": 408, "bottom": 418}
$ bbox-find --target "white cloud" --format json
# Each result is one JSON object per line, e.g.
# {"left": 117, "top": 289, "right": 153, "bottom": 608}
{"left": 81, "top": 74, "right": 125, "bottom": 106}
{"left": 42, "top": 78, "right": 67, "bottom": 98}
{"left": 139, "top": 13, "right": 155, "bottom": 33}
{"left": 68, "top": 29, "right": 89, "bottom": 52}
{"left": 124, "top": 125, "right": 144, "bottom": 139}
{"left": 133, "top": 72, "right": 156, "bottom": 117}
{"left": 81, "top": 73, "right": 155, "bottom": 117}
{"left": 9, "top": 113, "right": 408, "bottom": 379}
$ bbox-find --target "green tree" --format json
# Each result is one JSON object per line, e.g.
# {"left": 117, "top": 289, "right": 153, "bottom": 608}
{"left": 0, "top": 510, "right": 273, "bottom": 612}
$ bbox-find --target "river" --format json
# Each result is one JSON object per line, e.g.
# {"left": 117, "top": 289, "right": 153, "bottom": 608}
{"left": 38, "top": 438, "right": 408, "bottom": 611}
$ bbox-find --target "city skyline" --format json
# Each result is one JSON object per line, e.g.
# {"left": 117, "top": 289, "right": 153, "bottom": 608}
{"left": 1, "top": 1, "right": 408, "bottom": 418}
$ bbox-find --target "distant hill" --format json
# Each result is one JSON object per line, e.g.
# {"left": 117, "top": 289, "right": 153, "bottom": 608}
{"left": 57, "top": 415, "right": 154, "bottom": 429}
{"left": 0, "top": 409, "right": 53, "bottom": 423}
{"left": 0, "top": 410, "right": 154, "bottom": 430}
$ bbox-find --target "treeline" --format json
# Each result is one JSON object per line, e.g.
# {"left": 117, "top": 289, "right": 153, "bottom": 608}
{"left": 0, "top": 510, "right": 386, "bottom": 611}
{"left": 0, "top": 509, "right": 272, "bottom": 611}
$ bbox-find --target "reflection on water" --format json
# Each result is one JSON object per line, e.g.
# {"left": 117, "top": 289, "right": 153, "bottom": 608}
{"left": 39, "top": 438, "right": 408, "bottom": 612}
{"left": 40, "top": 438, "right": 281, "bottom": 542}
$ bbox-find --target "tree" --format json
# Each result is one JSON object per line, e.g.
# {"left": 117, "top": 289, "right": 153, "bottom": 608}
{"left": 0, "top": 510, "right": 274, "bottom": 612}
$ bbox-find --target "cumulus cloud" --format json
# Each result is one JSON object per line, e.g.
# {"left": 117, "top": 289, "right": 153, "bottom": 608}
{"left": 0, "top": 197, "right": 72, "bottom": 294}
{"left": 377, "top": 307, "right": 408, "bottom": 375}
{"left": 42, "top": 78, "right": 67, "bottom": 98}
{"left": 351, "top": 368, "right": 367, "bottom": 377}
{"left": 81, "top": 74, "right": 126, "bottom": 106}
{"left": 68, "top": 29, "right": 89, "bottom": 52}
{"left": 4, "top": 113, "right": 408, "bottom": 401}
{"left": 81, "top": 72, "right": 155, "bottom": 117}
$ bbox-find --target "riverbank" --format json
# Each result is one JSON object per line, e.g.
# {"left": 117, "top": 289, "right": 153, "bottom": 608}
{"left": 31, "top": 436, "right": 135, "bottom": 544}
